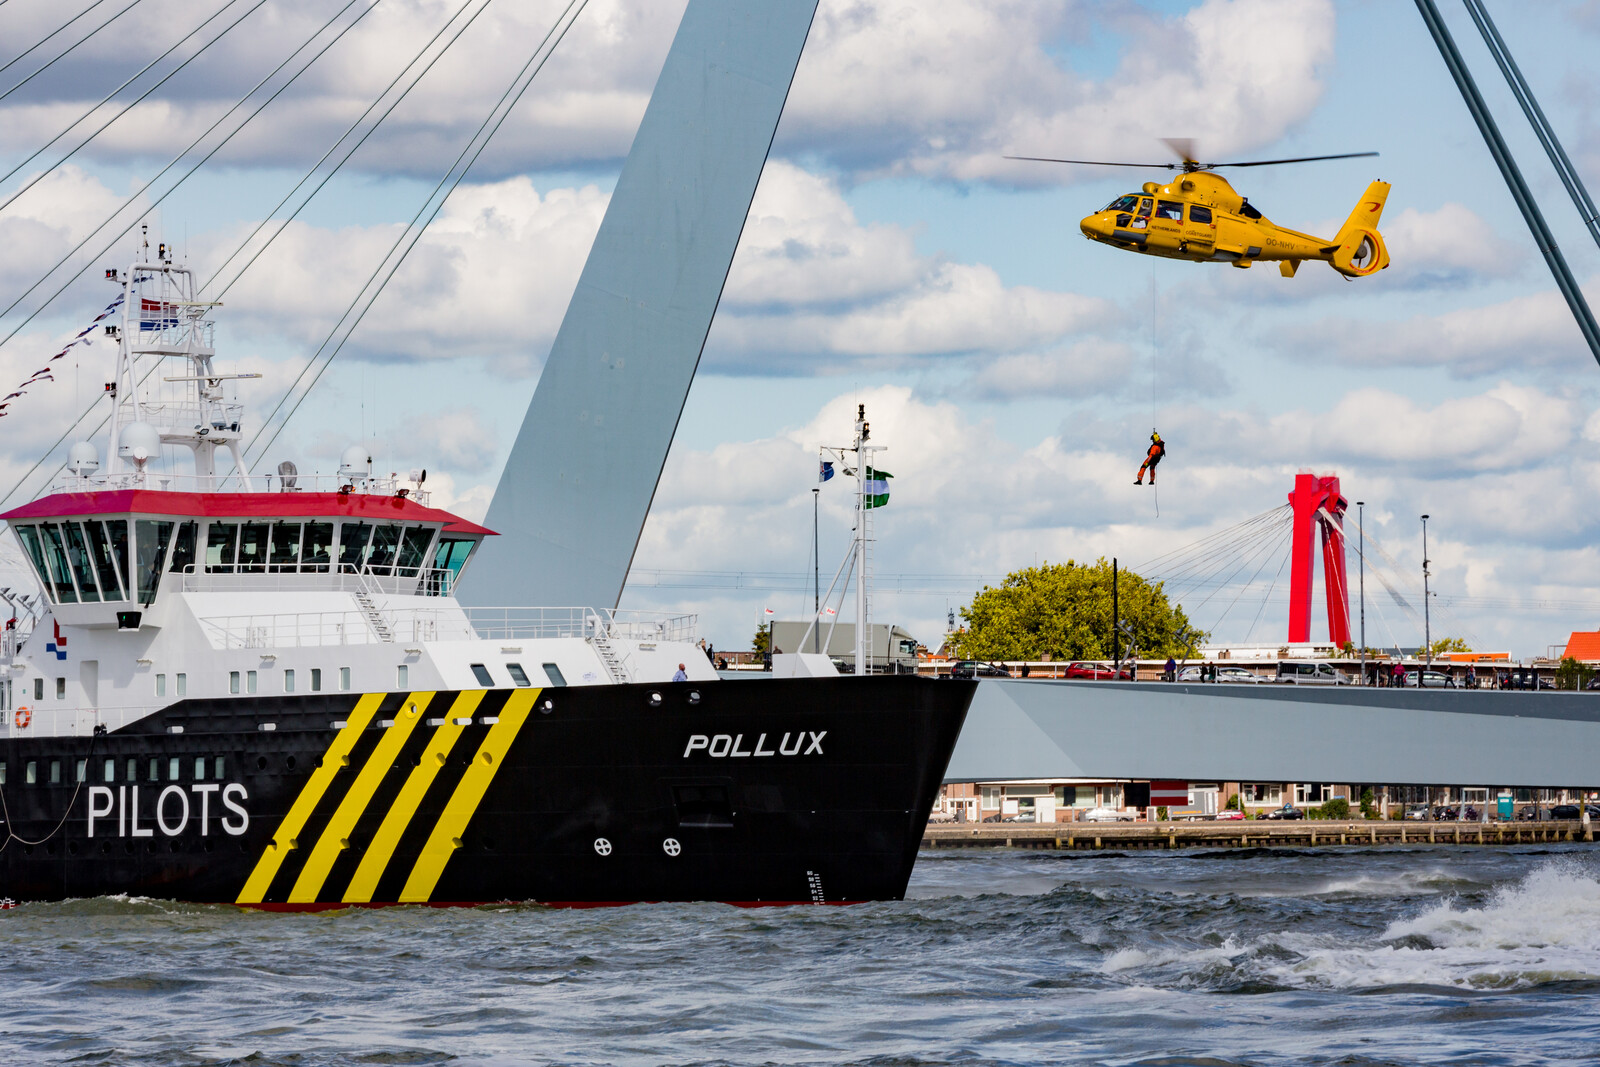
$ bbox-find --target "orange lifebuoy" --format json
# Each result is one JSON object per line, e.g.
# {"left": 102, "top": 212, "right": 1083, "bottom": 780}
{"left": 13, "top": 706, "right": 30, "bottom": 729}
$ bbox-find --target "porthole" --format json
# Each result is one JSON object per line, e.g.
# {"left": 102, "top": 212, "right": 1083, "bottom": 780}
{"left": 648, "top": 692, "right": 663, "bottom": 707}
{"left": 687, "top": 690, "right": 701, "bottom": 705}
{"left": 285, "top": 755, "right": 296, "bottom": 771}
{"left": 256, "top": 756, "right": 268, "bottom": 771}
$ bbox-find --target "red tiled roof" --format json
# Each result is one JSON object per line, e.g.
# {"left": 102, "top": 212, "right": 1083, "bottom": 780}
{"left": 1562, "top": 631, "right": 1600, "bottom": 662}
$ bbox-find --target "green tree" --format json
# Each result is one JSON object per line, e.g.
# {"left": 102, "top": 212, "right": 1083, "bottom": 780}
{"left": 948, "top": 559, "right": 1206, "bottom": 662}
{"left": 1427, "top": 636, "right": 1470, "bottom": 657}
{"left": 1555, "top": 656, "right": 1591, "bottom": 691}
{"left": 752, "top": 622, "right": 771, "bottom": 654}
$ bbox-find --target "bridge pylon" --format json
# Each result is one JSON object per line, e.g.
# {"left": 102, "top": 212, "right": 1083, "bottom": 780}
{"left": 1287, "top": 472, "right": 1351, "bottom": 647}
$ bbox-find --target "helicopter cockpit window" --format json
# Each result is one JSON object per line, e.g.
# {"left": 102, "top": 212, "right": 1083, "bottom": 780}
{"left": 1137, "top": 198, "right": 1152, "bottom": 216}
{"left": 1106, "top": 195, "right": 1140, "bottom": 212}
{"left": 1189, "top": 205, "right": 1213, "bottom": 225}
{"left": 1239, "top": 199, "right": 1262, "bottom": 220}
{"left": 1154, "top": 200, "right": 1183, "bottom": 222}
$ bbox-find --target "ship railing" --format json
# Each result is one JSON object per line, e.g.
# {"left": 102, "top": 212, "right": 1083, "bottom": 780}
{"left": 193, "top": 605, "right": 698, "bottom": 648}
{"left": 179, "top": 565, "right": 452, "bottom": 597}
{"left": 460, "top": 607, "right": 698, "bottom": 643}
{"left": 47, "top": 469, "right": 430, "bottom": 503}
{"left": 0, "top": 704, "right": 148, "bottom": 737}
{"left": 197, "top": 610, "right": 389, "bottom": 649}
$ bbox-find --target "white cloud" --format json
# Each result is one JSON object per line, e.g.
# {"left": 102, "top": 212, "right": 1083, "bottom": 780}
{"left": 0, "top": 0, "right": 1336, "bottom": 184}
{"left": 1382, "top": 202, "right": 1527, "bottom": 285}
{"left": 1282, "top": 278, "right": 1600, "bottom": 377}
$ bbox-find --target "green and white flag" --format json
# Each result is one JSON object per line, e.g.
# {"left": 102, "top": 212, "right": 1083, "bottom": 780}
{"left": 863, "top": 467, "right": 892, "bottom": 509}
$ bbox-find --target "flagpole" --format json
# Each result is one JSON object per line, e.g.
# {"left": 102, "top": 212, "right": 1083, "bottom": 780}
{"left": 855, "top": 405, "right": 868, "bottom": 675}
{"left": 813, "top": 485, "right": 820, "bottom": 654}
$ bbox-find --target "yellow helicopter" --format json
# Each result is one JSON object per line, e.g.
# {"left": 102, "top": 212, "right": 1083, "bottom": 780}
{"left": 1009, "top": 140, "right": 1391, "bottom": 278}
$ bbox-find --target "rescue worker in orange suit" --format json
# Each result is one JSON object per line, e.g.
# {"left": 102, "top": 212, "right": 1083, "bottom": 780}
{"left": 1135, "top": 431, "right": 1165, "bottom": 485}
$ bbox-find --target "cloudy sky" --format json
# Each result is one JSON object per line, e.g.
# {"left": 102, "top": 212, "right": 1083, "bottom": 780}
{"left": 3, "top": 0, "right": 1600, "bottom": 657}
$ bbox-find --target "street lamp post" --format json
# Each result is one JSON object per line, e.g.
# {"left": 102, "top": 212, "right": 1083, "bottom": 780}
{"left": 1357, "top": 501, "right": 1365, "bottom": 686}
{"left": 1421, "top": 514, "right": 1432, "bottom": 687}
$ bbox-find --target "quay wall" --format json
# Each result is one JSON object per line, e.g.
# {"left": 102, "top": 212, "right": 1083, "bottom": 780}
{"left": 924, "top": 819, "right": 1596, "bottom": 851}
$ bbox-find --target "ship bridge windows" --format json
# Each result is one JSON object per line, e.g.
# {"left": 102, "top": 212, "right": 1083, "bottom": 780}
{"left": 432, "top": 536, "right": 477, "bottom": 590}
{"left": 167, "top": 521, "right": 197, "bottom": 576}
{"left": 269, "top": 523, "right": 302, "bottom": 572}
{"left": 396, "top": 526, "right": 434, "bottom": 578}
{"left": 365, "top": 525, "right": 402, "bottom": 574}
{"left": 338, "top": 522, "right": 372, "bottom": 571}
{"left": 15, "top": 519, "right": 134, "bottom": 604}
{"left": 237, "top": 522, "right": 269, "bottom": 573}
{"left": 303, "top": 522, "right": 333, "bottom": 572}
{"left": 134, "top": 520, "right": 173, "bottom": 604}
{"left": 205, "top": 522, "right": 239, "bottom": 573}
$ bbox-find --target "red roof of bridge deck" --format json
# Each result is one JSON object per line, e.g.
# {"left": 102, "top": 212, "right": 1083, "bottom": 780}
{"left": 0, "top": 490, "right": 494, "bottom": 535}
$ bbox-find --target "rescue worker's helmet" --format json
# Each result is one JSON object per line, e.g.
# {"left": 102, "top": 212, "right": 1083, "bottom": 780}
{"left": 1151, "top": 431, "right": 1161, "bottom": 443}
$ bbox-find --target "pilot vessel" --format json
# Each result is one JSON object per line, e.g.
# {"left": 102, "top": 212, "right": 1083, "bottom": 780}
{"left": 0, "top": 245, "right": 973, "bottom": 907}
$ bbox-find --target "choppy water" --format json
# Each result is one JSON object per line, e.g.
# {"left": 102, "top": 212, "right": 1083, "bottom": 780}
{"left": 4, "top": 847, "right": 1600, "bottom": 1066}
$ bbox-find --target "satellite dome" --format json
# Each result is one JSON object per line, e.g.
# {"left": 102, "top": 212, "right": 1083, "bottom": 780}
{"left": 66, "top": 441, "right": 99, "bottom": 476}
{"left": 117, "top": 422, "right": 161, "bottom": 464}
{"left": 338, "top": 445, "right": 370, "bottom": 479}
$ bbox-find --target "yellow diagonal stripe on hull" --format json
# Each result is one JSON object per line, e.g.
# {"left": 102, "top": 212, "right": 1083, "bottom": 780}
{"left": 236, "top": 692, "right": 385, "bottom": 905}
{"left": 342, "top": 690, "right": 485, "bottom": 903}
{"left": 399, "top": 688, "right": 538, "bottom": 903}
{"left": 287, "top": 692, "right": 437, "bottom": 904}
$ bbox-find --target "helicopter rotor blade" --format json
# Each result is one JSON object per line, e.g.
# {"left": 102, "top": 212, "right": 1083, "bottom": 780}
{"left": 1004, "top": 155, "right": 1178, "bottom": 169}
{"left": 1161, "top": 137, "right": 1198, "bottom": 166}
{"left": 1205, "top": 151, "right": 1379, "bottom": 169}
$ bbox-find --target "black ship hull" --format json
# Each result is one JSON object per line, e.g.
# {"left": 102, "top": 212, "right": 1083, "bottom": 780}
{"left": 0, "top": 676, "right": 973, "bottom": 907}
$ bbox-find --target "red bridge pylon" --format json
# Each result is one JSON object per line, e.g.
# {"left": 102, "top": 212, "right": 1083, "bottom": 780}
{"left": 1287, "top": 471, "right": 1351, "bottom": 646}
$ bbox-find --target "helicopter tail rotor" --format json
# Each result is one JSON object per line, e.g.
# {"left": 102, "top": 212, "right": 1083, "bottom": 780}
{"left": 1328, "top": 180, "right": 1392, "bottom": 277}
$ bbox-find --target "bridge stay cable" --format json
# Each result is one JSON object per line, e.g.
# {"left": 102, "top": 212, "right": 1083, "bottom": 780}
{"left": 0, "top": 0, "right": 143, "bottom": 105}
{"left": 0, "top": 0, "right": 372, "bottom": 348}
{"left": 0, "top": 0, "right": 264, "bottom": 212}
{"left": 246, "top": 0, "right": 592, "bottom": 465}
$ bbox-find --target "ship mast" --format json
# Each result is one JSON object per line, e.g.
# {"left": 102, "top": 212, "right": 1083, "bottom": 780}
{"left": 104, "top": 227, "right": 258, "bottom": 489}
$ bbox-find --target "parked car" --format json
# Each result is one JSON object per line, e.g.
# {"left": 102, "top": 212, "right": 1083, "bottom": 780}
{"left": 1404, "top": 670, "right": 1456, "bottom": 688}
{"left": 1080, "top": 806, "right": 1136, "bottom": 823}
{"left": 1550, "top": 804, "right": 1600, "bottom": 819}
{"left": 1263, "top": 804, "right": 1306, "bottom": 820}
{"left": 1403, "top": 804, "right": 1430, "bottom": 820}
{"left": 1212, "top": 809, "right": 1246, "bottom": 820}
{"left": 1177, "top": 664, "right": 1267, "bottom": 683}
{"left": 950, "top": 660, "right": 1013, "bottom": 679}
{"left": 1275, "top": 661, "right": 1349, "bottom": 685}
{"left": 1064, "top": 661, "right": 1133, "bottom": 681}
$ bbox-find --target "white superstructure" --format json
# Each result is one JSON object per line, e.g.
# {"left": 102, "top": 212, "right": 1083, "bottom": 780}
{"left": 0, "top": 244, "right": 715, "bottom": 740}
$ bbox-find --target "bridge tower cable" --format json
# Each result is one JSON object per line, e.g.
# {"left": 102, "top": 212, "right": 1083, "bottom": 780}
{"left": 1413, "top": 0, "right": 1600, "bottom": 367}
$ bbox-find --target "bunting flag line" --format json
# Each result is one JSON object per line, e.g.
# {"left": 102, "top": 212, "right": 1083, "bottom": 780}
{"left": 0, "top": 293, "right": 124, "bottom": 419}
